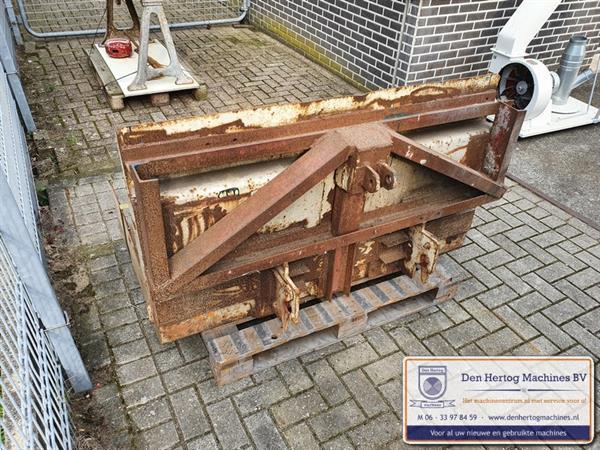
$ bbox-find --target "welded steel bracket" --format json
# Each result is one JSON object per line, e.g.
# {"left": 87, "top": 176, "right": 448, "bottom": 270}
{"left": 272, "top": 263, "right": 300, "bottom": 331}
{"left": 404, "top": 225, "right": 442, "bottom": 283}
{"left": 128, "top": 0, "right": 193, "bottom": 91}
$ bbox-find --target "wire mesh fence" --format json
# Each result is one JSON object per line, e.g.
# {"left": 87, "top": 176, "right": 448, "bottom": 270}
{"left": 0, "top": 238, "right": 74, "bottom": 450}
{"left": 0, "top": 6, "right": 90, "bottom": 445}
{"left": 16, "top": 0, "right": 248, "bottom": 36}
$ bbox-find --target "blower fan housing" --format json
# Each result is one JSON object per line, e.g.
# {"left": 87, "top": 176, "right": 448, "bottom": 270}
{"left": 497, "top": 59, "right": 553, "bottom": 120}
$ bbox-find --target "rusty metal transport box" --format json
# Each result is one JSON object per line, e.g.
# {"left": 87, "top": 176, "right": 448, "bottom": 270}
{"left": 115, "top": 75, "right": 523, "bottom": 343}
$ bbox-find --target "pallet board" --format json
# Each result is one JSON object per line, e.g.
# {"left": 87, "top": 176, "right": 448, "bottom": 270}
{"left": 88, "top": 43, "right": 207, "bottom": 111}
{"left": 203, "top": 263, "right": 458, "bottom": 386}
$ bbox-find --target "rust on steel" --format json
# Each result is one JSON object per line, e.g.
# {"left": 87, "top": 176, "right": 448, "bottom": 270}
{"left": 115, "top": 75, "right": 524, "bottom": 343}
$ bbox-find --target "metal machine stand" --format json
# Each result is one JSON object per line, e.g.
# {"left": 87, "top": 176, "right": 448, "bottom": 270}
{"left": 88, "top": 0, "right": 204, "bottom": 110}
{"left": 128, "top": 0, "right": 193, "bottom": 91}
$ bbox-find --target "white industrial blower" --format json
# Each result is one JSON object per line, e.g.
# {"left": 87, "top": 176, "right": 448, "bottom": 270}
{"left": 489, "top": 0, "right": 600, "bottom": 138}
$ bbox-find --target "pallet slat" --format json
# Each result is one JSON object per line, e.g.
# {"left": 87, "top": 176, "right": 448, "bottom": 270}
{"left": 203, "top": 262, "right": 458, "bottom": 386}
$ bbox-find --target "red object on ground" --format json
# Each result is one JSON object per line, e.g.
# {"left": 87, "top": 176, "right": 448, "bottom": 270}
{"left": 105, "top": 38, "right": 133, "bottom": 59}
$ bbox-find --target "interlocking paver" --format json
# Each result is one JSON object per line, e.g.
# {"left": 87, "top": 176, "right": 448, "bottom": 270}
{"left": 245, "top": 411, "right": 287, "bottom": 450}
{"left": 24, "top": 22, "right": 600, "bottom": 448}
{"left": 206, "top": 398, "right": 251, "bottom": 449}
{"left": 342, "top": 370, "right": 387, "bottom": 418}
{"left": 308, "top": 400, "right": 365, "bottom": 442}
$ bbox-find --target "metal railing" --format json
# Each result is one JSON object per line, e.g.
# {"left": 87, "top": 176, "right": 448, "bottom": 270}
{"left": 15, "top": 0, "right": 250, "bottom": 38}
{"left": 1, "top": 3, "right": 92, "bottom": 445}
{"left": 0, "top": 239, "right": 74, "bottom": 450}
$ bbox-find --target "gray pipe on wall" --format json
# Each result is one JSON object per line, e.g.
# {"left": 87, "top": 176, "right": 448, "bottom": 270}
{"left": 552, "top": 35, "right": 588, "bottom": 105}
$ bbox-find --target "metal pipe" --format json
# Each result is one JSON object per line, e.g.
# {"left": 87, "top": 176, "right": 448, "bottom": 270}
{"left": 552, "top": 35, "right": 588, "bottom": 105}
{"left": 15, "top": 0, "right": 250, "bottom": 39}
{"left": 572, "top": 68, "right": 594, "bottom": 90}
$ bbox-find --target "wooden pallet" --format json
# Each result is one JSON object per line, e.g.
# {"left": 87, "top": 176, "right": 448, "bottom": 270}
{"left": 87, "top": 46, "right": 207, "bottom": 111}
{"left": 203, "top": 263, "right": 458, "bottom": 386}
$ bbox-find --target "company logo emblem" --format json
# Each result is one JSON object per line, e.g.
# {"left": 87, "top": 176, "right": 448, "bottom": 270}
{"left": 410, "top": 365, "right": 454, "bottom": 408}
{"left": 419, "top": 365, "right": 447, "bottom": 400}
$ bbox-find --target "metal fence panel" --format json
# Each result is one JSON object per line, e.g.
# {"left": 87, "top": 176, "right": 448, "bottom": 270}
{"left": 16, "top": 0, "right": 250, "bottom": 38}
{"left": 0, "top": 1, "right": 34, "bottom": 132}
{"left": 0, "top": 33, "right": 91, "bottom": 450}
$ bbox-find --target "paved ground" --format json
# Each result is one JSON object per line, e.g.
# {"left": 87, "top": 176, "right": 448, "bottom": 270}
{"left": 511, "top": 82, "right": 600, "bottom": 226}
{"left": 20, "top": 26, "right": 600, "bottom": 449}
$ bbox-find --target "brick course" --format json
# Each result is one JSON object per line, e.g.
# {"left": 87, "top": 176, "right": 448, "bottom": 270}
{"left": 250, "top": 0, "right": 600, "bottom": 88}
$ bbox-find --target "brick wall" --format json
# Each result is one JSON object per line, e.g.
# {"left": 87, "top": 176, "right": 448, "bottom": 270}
{"left": 249, "top": 0, "right": 600, "bottom": 89}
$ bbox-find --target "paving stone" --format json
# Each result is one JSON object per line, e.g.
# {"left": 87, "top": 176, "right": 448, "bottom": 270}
{"left": 342, "top": 370, "right": 387, "bottom": 418}
{"left": 93, "top": 383, "right": 128, "bottom": 431}
{"left": 378, "top": 378, "right": 404, "bottom": 415}
{"left": 506, "top": 255, "right": 544, "bottom": 276}
{"left": 522, "top": 273, "right": 565, "bottom": 301}
{"left": 504, "top": 225, "right": 537, "bottom": 242}
{"left": 170, "top": 387, "right": 210, "bottom": 440}
{"left": 461, "top": 298, "right": 503, "bottom": 332}
{"left": 390, "top": 327, "right": 430, "bottom": 355}
{"left": 518, "top": 239, "right": 557, "bottom": 264}
{"left": 234, "top": 378, "right": 290, "bottom": 416}
{"left": 347, "top": 412, "right": 402, "bottom": 449}
{"left": 466, "top": 228, "right": 499, "bottom": 251}
{"left": 322, "top": 434, "right": 354, "bottom": 450}
{"left": 307, "top": 359, "right": 350, "bottom": 405}
{"left": 493, "top": 305, "right": 538, "bottom": 340}
{"left": 477, "top": 284, "right": 518, "bottom": 309}
{"left": 129, "top": 397, "right": 171, "bottom": 431}
{"left": 527, "top": 313, "right": 576, "bottom": 350}
{"left": 423, "top": 334, "right": 459, "bottom": 355}
{"left": 197, "top": 377, "right": 254, "bottom": 405}
{"left": 206, "top": 398, "right": 251, "bottom": 449}
{"left": 308, "top": 400, "right": 365, "bottom": 442}
{"left": 543, "top": 299, "right": 584, "bottom": 324}
{"left": 271, "top": 389, "right": 327, "bottom": 428}
{"left": 162, "top": 359, "right": 211, "bottom": 393}
{"left": 476, "top": 248, "right": 514, "bottom": 269}
{"left": 106, "top": 323, "right": 144, "bottom": 349}
{"left": 437, "top": 299, "right": 471, "bottom": 324}
{"left": 276, "top": 359, "right": 313, "bottom": 394}
{"left": 327, "top": 341, "right": 379, "bottom": 374}
{"left": 531, "top": 230, "right": 565, "bottom": 248}
{"left": 490, "top": 233, "right": 527, "bottom": 258}
{"left": 138, "top": 421, "right": 180, "bottom": 450}
{"left": 113, "top": 338, "right": 151, "bottom": 365}
{"left": 245, "top": 410, "right": 287, "bottom": 450}
{"left": 477, "top": 327, "right": 522, "bottom": 355}
{"left": 567, "top": 267, "right": 600, "bottom": 290}
{"left": 546, "top": 245, "right": 587, "bottom": 271}
{"left": 408, "top": 311, "right": 453, "bottom": 339}
{"left": 363, "top": 327, "right": 398, "bottom": 356}
{"left": 562, "top": 322, "right": 600, "bottom": 358}
{"left": 122, "top": 376, "right": 166, "bottom": 408}
{"left": 188, "top": 433, "right": 219, "bottom": 450}
{"left": 442, "top": 319, "right": 488, "bottom": 349}
{"left": 463, "top": 260, "right": 501, "bottom": 288}
{"left": 449, "top": 243, "right": 486, "bottom": 263}
{"left": 577, "top": 309, "right": 600, "bottom": 334}
{"left": 116, "top": 356, "right": 158, "bottom": 386}
{"left": 513, "top": 336, "right": 560, "bottom": 356}
{"left": 477, "top": 219, "right": 511, "bottom": 237}
{"left": 284, "top": 423, "right": 320, "bottom": 450}
{"left": 453, "top": 277, "right": 487, "bottom": 301}
{"left": 535, "top": 261, "right": 574, "bottom": 283}
{"left": 363, "top": 352, "right": 403, "bottom": 386}
{"left": 493, "top": 266, "right": 534, "bottom": 296}
{"left": 510, "top": 292, "right": 551, "bottom": 317}
{"left": 154, "top": 347, "right": 185, "bottom": 373}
